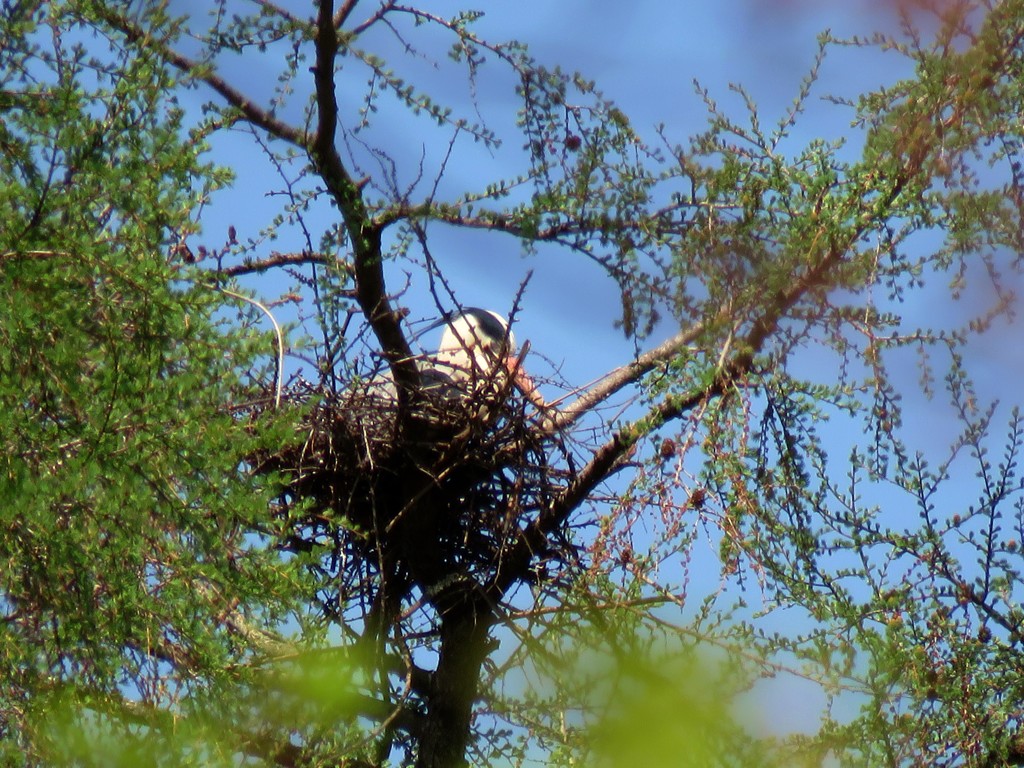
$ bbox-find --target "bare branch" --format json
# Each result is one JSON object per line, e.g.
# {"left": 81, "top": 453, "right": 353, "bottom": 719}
{"left": 548, "top": 320, "right": 709, "bottom": 431}
{"left": 347, "top": 1, "right": 396, "bottom": 36}
{"left": 335, "top": 0, "right": 365, "bottom": 29}
{"left": 216, "top": 250, "right": 340, "bottom": 278}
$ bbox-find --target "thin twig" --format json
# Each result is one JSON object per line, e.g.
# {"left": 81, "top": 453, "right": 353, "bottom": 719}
{"left": 214, "top": 286, "right": 284, "bottom": 409}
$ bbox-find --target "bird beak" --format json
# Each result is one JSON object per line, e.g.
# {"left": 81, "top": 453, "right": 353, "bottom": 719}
{"left": 504, "top": 344, "right": 547, "bottom": 410}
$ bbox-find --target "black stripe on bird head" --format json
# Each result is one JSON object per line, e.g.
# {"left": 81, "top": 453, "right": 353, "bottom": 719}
{"left": 460, "top": 308, "right": 509, "bottom": 345}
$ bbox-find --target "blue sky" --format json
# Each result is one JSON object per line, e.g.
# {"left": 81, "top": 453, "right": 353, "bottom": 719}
{"left": 181, "top": 0, "right": 1024, "bottom": 748}
{"left": 201, "top": 0, "right": 938, "bottom": 389}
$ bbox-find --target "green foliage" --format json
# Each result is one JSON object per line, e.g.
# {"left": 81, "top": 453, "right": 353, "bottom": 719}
{"left": 28, "top": 649, "right": 372, "bottom": 767}
{"left": 511, "top": 605, "right": 782, "bottom": 768}
{"left": 0, "top": 2, "right": 302, "bottom": 760}
{"left": 6, "top": 1, "right": 1024, "bottom": 766}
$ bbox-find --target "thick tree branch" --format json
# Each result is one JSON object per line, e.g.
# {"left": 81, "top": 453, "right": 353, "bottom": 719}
{"left": 310, "top": 0, "right": 418, "bottom": 403}
{"left": 548, "top": 320, "right": 709, "bottom": 431}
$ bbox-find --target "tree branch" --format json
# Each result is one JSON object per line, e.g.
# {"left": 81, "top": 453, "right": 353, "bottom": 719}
{"left": 334, "top": 0, "right": 365, "bottom": 29}
{"left": 548, "top": 319, "right": 709, "bottom": 431}
{"left": 215, "top": 250, "right": 340, "bottom": 278}
{"left": 310, "top": 0, "right": 418, "bottom": 404}
{"left": 491, "top": 198, "right": 890, "bottom": 600}
{"left": 97, "top": 7, "right": 307, "bottom": 148}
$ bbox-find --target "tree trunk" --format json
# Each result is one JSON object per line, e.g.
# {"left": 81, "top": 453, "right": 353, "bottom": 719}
{"left": 416, "top": 598, "right": 494, "bottom": 768}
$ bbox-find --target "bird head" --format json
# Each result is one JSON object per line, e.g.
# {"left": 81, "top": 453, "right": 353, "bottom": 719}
{"left": 436, "top": 308, "right": 514, "bottom": 376}
{"left": 433, "top": 308, "right": 545, "bottom": 408}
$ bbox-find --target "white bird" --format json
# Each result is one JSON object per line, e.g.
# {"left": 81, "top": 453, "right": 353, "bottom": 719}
{"left": 364, "top": 308, "right": 546, "bottom": 409}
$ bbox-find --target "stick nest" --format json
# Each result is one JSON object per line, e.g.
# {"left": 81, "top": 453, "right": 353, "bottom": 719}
{"left": 256, "top": 367, "right": 575, "bottom": 597}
